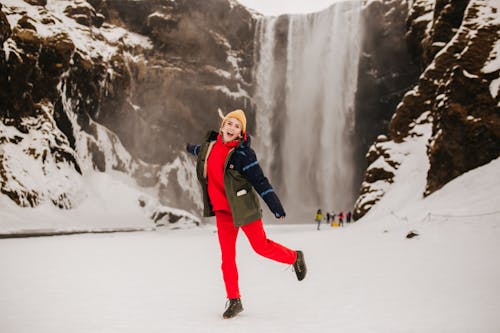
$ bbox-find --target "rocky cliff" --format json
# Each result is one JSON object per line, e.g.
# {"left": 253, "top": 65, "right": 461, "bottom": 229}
{"left": 0, "top": 0, "right": 256, "bottom": 222}
{"left": 2, "top": 0, "right": 498, "bottom": 225}
{"left": 354, "top": 0, "right": 500, "bottom": 219}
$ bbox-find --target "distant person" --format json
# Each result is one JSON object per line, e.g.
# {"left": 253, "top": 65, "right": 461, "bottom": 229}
{"left": 326, "top": 212, "right": 331, "bottom": 224}
{"left": 186, "top": 109, "right": 307, "bottom": 319}
{"left": 315, "top": 209, "right": 323, "bottom": 230}
{"left": 346, "top": 211, "right": 352, "bottom": 223}
{"left": 339, "top": 211, "right": 344, "bottom": 227}
{"left": 331, "top": 212, "right": 336, "bottom": 226}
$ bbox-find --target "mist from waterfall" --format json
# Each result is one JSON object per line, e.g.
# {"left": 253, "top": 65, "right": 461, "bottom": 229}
{"left": 253, "top": 2, "right": 363, "bottom": 218}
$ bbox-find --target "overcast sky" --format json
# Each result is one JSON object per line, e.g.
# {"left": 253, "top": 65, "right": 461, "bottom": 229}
{"left": 236, "top": 0, "right": 347, "bottom": 15}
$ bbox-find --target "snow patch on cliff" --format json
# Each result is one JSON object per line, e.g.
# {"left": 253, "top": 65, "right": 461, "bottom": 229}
{"left": 355, "top": 112, "right": 432, "bottom": 217}
{"left": 0, "top": 105, "right": 83, "bottom": 209}
{"left": 362, "top": 119, "right": 433, "bottom": 219}
{"left": 2, "top": 0, "right": 152, "bottom": 61}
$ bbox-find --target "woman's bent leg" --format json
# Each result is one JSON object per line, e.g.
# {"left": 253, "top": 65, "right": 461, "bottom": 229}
{"left": 241, "top": 219, "right": 297, "bottom": 265}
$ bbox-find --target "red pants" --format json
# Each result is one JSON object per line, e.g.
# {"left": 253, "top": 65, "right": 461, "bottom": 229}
{"left": 215, "top": 211, "right": 297, "bottom": 299}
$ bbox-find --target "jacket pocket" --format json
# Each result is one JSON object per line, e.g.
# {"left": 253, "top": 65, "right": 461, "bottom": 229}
{"left": 226, "top": 170, "right": 260, "bottom": 215}
{"left": 236, "top": 188, "right": 248, "bottom": 197}
{"left": 234, "top": 184, "right": 255, "bottom": 208}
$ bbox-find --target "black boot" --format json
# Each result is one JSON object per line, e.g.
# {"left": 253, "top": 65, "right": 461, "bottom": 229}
{"left": 293, "top": 250, "right": 307, "bottom": 281}
{"left": 223, "top": 298, "right": 243, "bottom": 319}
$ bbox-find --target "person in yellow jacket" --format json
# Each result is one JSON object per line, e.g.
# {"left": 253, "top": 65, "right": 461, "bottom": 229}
{"left": 314, "top": 209, "right": 323, "bottom": 230}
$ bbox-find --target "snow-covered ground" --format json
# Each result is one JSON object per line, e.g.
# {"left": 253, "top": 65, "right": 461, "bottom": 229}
{"left": 1, "top": 156, "right": 499, "bottom": 332}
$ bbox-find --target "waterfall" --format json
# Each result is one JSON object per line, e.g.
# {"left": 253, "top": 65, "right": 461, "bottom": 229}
{"left": 253, "top": 17, "right": 279, "bottom": 176}
{"left": 253, "top": 2, "right": 363, "bottom": 218}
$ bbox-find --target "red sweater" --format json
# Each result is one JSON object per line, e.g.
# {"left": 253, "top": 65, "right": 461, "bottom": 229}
{"left": 207, "top": 134, "right": 239, "bottom": 212}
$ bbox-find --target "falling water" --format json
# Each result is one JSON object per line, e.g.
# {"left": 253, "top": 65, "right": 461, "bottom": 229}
{"left": 253, "top": 17, "right": 279, "bottom": 174}
{"left": 254, "top": 2, "right": 363, "bottom": 218}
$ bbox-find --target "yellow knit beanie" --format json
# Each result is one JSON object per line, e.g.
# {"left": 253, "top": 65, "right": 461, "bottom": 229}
{"left": 220, "top": 109, "right": 247, "bottom": 134}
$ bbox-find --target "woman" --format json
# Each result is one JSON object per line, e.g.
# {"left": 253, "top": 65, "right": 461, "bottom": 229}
{"left": 186, "top": 109, "right": 307, "bottom": 319}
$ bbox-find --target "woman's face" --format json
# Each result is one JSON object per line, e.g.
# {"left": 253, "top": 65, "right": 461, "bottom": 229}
{"left": 221, "top": 117, "right": 243, "bottom": 143}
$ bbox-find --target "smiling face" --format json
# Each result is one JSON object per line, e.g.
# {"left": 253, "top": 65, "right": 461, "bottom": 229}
{"left": 221, "top": 117, "right": 243, "bottom": 143}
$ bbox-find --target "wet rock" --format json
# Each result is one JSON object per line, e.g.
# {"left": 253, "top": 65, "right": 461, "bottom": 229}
{"left": 24, "top": 0, "right": 47, "bottom": 6}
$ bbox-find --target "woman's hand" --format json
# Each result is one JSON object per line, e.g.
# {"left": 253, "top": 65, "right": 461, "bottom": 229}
{"left": 186, "top": 143, "right": 200, "bottom": 156}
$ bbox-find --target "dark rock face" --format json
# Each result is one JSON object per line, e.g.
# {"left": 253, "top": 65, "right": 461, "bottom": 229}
{"left": 424, "top": 3, "right": 500, "bottom": 194}
{"left": 391, "top": 0, "right": 472, "bottom": 141}
{"left": 395, "top": 0, "right": 500, "bottom": 195}
{"left": 0, "top": 0, "right": 257, "bottom": 213}
{"left": 354, "top": 0, "right": 500, "bottom": 219}
{"left": 91, "top": 0, "right": 256, "bottom": 165}
{"left": 407, "top": 0, "right": 471, "bottom": 69}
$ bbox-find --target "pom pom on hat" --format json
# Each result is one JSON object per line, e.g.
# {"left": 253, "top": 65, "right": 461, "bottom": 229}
{"left": 219, "top": 108, "right": 247, "bottom": 134}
